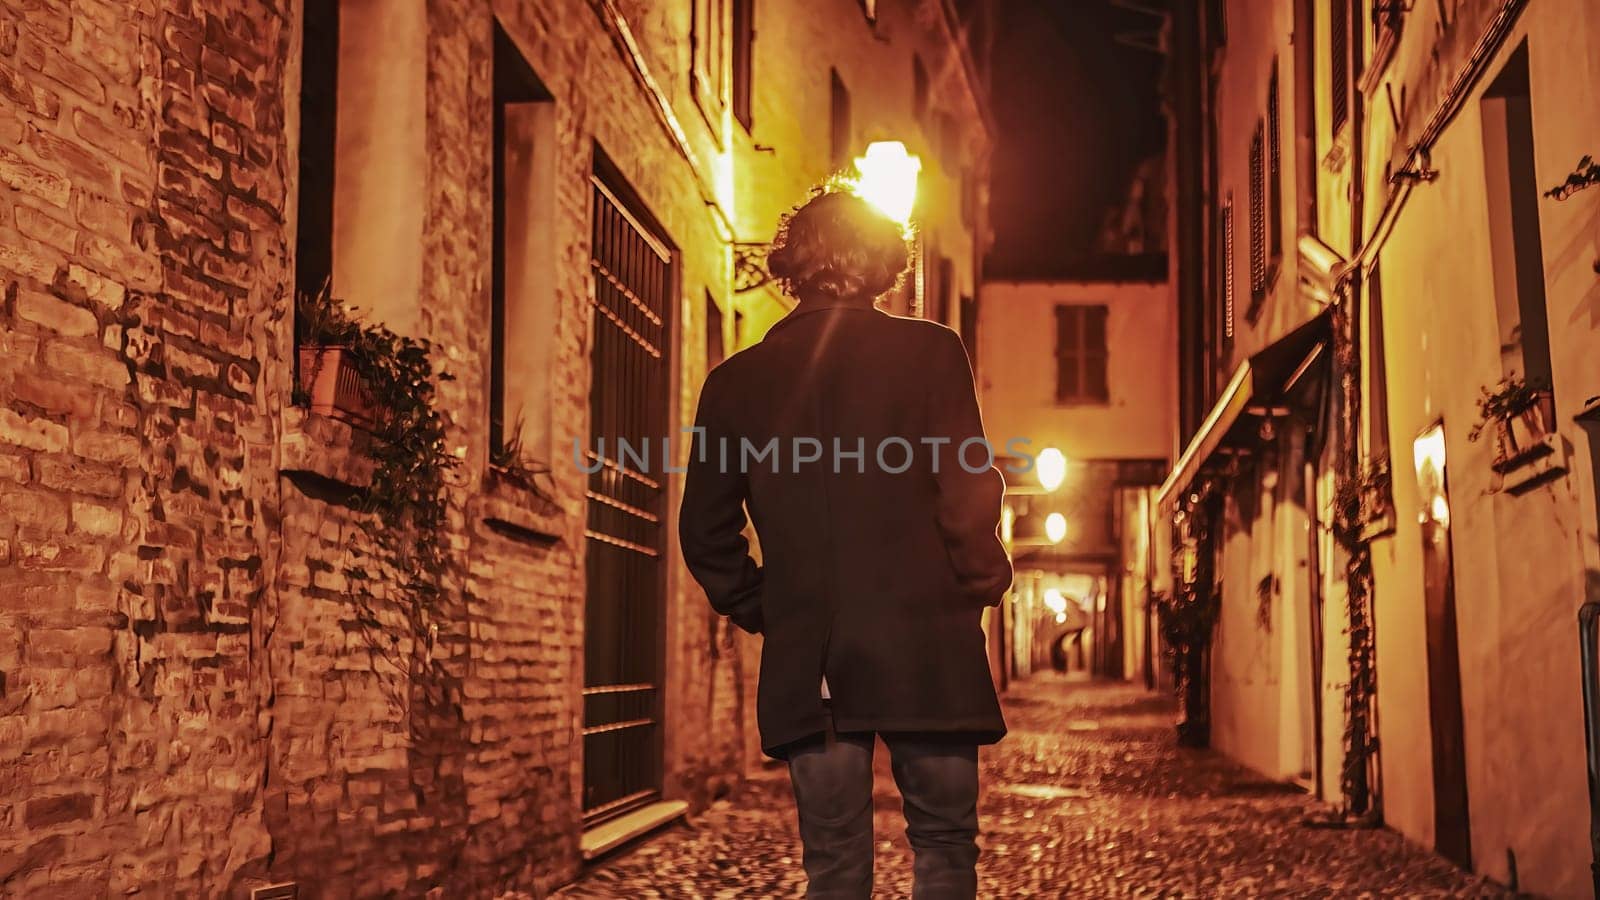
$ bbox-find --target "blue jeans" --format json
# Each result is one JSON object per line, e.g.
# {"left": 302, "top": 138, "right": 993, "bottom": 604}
{"left": 786, "top": 725, "right": 980, "bottom": 899}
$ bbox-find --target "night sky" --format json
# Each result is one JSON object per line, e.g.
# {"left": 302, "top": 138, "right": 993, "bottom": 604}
{"left": 986, "top": 1, "right": 1167, "bottom": 278}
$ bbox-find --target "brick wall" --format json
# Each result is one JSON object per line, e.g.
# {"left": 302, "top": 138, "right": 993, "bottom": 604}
{"left": 1, "top": 0, "right": 991, "bottom": 895}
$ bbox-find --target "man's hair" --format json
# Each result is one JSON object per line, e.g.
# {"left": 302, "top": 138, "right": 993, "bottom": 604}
{"left": 767, "top": 183, "right": 911, "bottom": 302}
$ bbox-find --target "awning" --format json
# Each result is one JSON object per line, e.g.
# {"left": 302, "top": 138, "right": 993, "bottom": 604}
{"left": 1157, "top": 310, "right": 1333, "bottom": 509}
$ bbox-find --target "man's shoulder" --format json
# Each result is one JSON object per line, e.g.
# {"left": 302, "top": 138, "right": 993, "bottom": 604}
{"left": 869, "top": 311, "right": 962, "bottom": 347}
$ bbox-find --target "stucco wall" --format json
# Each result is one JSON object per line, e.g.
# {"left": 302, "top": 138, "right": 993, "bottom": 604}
{"left": 978, "top": 279, "right": 1173, "bottom": 463}
{"left": 1361, "top": 3, "right": 1600, "bottom": 893}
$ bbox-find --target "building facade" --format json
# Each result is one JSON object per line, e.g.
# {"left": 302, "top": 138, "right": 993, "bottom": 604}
{"left": 1164, "top": 1, "right": 1600, "bottom": 894}
{"left": 0, "top": 0, "right": 993, "bottom": 896}
{"left": 980, "top": 264, "right": 1174, "bottom": 688}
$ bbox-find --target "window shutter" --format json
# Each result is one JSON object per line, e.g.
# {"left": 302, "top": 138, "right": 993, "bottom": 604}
{"left": 1267, "top": 60, "right": 1283, "bottom": 263}
{"left": 1221, "top": 196, "right": 1235, "bottom": 344}
{"left": 1055, "top": 305, "right": 1080, "bottom": 402}
{"left": 1248, "top": 121, "right": 1266, "bottom": 307}
{"left": 1331, "top": 0, "right": 1349, "bottom": 132}
{"left": 731, "top": 0, "right": 753, "bottom": 130}
{"left": 1085, "top": 306, "right": 1109, "bottom": 403}
{"left": 1055, "top": 304, "right": 1109, "bottom": 404}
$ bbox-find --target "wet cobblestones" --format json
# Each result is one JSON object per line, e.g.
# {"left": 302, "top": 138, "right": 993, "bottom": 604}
{"left": 555, "top": 676, "right": 1512, "bottom": 898}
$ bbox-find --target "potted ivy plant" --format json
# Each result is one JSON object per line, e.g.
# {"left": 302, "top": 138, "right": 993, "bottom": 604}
{"left": 1468, "top": 373, "right": 1555, "bottom": 469}
{"left": 295, "top": 286, "right": 376, "bottom": 426}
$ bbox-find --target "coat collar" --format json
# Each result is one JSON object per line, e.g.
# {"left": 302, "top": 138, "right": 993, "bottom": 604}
{"left": 765, "top": 299, "right": 883, "bottom": 339}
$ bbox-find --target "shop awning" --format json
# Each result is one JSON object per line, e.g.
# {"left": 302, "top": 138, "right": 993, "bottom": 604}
{"left": 1157, "top": 310, "right": 1333, "bottom": 509}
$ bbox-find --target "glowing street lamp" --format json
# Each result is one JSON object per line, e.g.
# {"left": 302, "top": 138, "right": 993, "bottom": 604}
{"left": 853, "top": 141, "right": 921, "bottom": 225}
{"left": 1044, "top": 513, "right": 1068, "bottom": 545}
{"left": 1035, "top": 447, "right": 1067, "bottom": 492}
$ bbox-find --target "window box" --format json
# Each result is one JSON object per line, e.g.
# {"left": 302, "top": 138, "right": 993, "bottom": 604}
{"left": 1489, "top": 390, "right": 1557, "bottom": 474}
{"left": 297, "top": 345, "right": 376, "bottom": 427}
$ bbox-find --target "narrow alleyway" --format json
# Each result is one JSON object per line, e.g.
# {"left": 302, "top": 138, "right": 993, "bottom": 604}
{"left": 556, "top": 676, "right": 1511, "bottom": 898}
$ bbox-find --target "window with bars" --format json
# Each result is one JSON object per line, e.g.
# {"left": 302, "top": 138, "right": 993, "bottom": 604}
{"left": 830, "top": 68, "right": 852, "bottom": 169}
{"left": 1330, "top": 0, "right": 1350, "bottom": 133}
{"left": 1248, "top": 120, "right": 1267, "bottom": 314}
{"left": 731, "top": 0, "right": 752, "bottom": 131}
{"left": 1054, "top": 304, "right": 1110, "bottom": 405}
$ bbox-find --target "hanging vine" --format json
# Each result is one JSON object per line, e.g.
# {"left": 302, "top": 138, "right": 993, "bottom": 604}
{"left": 1329, "top": 295, "right": 1379, "bottom": 822}
{"left": 296, "top": 289, "right": 460, "bottom": 688}
{"left": 1161, "top": 478, "right": 1225, "bottom": 747}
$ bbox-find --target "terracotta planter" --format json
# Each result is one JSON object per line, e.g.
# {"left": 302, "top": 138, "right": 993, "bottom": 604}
{"left": 297, "top": 345, "right": 376, "bottom": 426}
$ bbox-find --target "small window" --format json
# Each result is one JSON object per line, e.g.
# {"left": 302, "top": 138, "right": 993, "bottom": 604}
{"left": 930, "top": 255, "right": 953, "bottom": 325}
{"left": 937, "top": 113, "right": 960, "bottom": 171}
{"left": 705, "top": 293, "right": 726, "bottom": 371}
{"left": 731, "top": 0, "right": 753, "bottom": 130}
{"left": 1054, "top": 305, "right": 1110, "bottom": 405}
{"left": 830, "top": 68, "right": 852, "bottom": 169}
{"left": 960, "top": 166, "right": 975, "bottom": 229}
{"left": 912, "top": 55, "right": 929, "bottom": 126}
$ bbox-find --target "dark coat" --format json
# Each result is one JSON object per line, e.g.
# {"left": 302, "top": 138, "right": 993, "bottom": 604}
{"left": 679, "top": 300, "right": 1012, "bottom": 758}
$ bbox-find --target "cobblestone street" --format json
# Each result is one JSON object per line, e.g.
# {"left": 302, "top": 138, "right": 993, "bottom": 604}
{"left": 557, "top": 676, "right": 1512, "bottom": 898}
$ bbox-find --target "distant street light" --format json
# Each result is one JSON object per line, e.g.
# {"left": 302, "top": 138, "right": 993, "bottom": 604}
{"left": 1045, "top": 512, "right": 1068, "bottom": 544}
{"left": 853, "top": 141, "right": 921, "bottom": 225}
{"left": 1036, "top": 447, "right": 1067, "bottom": 492}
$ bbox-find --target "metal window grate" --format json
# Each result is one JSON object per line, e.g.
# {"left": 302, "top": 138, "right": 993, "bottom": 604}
{"left": 583, "top": 174, "right": 672, "bottom": 824}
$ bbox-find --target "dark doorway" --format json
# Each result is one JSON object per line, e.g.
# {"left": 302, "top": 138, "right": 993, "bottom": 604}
{"left": 1413, "top": 423, "right": 1473, "bottom": 868}
{"left": 582, "top": 167, "right": 674, "bottom": 824}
